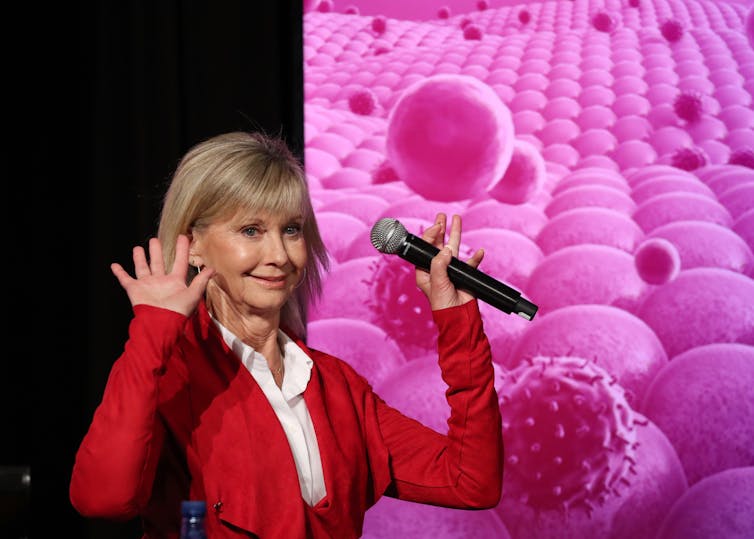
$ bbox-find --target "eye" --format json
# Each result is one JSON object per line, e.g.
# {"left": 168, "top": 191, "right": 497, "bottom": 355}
{"left": 284, "top": 223, "right": 303, "bottom": 236}
{"left": 241, "top": 226, "right": 260, "bottom": 237}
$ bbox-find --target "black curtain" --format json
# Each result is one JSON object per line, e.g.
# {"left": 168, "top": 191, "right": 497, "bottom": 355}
{"left": 18, "top": 2, "right": 303, "bottom": 537}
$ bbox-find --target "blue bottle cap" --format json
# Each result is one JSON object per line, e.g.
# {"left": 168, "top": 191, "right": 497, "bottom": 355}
{"left": 181, "top": 500, "right": 207, "bottom": 517}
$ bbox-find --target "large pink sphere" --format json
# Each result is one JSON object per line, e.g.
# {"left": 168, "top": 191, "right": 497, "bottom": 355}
{"left": 636, "top": 268, "right": 754, "bottom": 358}
{"left": 634, "top": 238, "right": 682, "bottom": 285}
{"left": 640, "top": 343, "right": 754, "bottom": 486}
{"left": 536, "top": 207, "right": 644, "bottom": 255}
{"left": 487, "top": 138, "right": 546, "bottom": 204}
{"left": 656, "top": 467, "right": 754, "bottom": 539}
{"left": 386, "top": 74, "right": 514, "bottom": 201}
{"left": 506, "top": 304, "right": 667, "bottom": 407}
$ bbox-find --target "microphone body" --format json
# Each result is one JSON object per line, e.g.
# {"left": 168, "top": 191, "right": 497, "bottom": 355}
{"left": 370, "top": 218, "right": 538, "bottom": 321}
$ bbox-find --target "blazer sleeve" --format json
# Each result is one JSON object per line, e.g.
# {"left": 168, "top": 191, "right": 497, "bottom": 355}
{"left": 69, "top": 305, "right": 188, "bottom": 520}
{"left": 375, "top": 299, "right": 504, "bottom": 509}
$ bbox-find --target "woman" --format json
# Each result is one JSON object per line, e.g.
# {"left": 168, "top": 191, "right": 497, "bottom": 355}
{"left": 70, "top": 131, "right": 503, "bottom": 538}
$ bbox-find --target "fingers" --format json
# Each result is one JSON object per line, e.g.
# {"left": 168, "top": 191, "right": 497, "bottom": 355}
{"left": 446, "top": 214, "right": 462, "bottom": 257}
{"left": 110, "top": 263, "right": 132, "bottom": 288}
{"left": 466, "top": 248, "right": 484, "bottom": 269}
{"left": 421, "top": 213, "right": 446, "bottom": 248}
{"left": 132, "top": 246, "right": 150, "bottom": 278}
{"left": 148, "top": 237, "right": 166, "bottom": 275}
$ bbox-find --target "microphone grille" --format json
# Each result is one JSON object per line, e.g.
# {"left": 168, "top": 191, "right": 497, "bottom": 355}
{"left": 370, "top": 218, "right": 408, "bottom": 254}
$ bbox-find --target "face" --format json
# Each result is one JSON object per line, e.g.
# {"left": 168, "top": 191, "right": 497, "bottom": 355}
{"left": 191, "top": 208, "right": 307, "bottom": 318}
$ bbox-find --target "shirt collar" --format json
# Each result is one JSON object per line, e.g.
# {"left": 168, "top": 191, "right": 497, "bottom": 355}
{"left": 212, "top": 318, "right": 313, "bottom": 400}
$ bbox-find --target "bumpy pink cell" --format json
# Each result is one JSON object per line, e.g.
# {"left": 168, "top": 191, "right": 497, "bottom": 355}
{"left": 362, "top": 494, "right": 510, "bottom": 539}
{"left": 649, "top": 221, "right": 754, "bottom": 276}
{"left": 536, "top": 207, "right": 644, "bottom": 255}
{"left": 463, "top": 23, "right": 483, "bottom": 40}
{"left": 673, "top": 91, "right": 704, "bottom": 123}
{"left": 371, "top": 16, "right": 386, "bottom": 35}
{"left": 386, "top": 75, "right": 514, "bottom": 202}
{"left": 656, "top": 467, "right": 754, "bottom": 539}
{"left": 660, "top": 19, "right": 684, "bottom": 42}
{"left": 592, "top": 11, "right": 617, "bottom": 33}
{"left": 316, "top": 0, "right": 332, "bottom": 13}
{"left": 506, "top": 304, "right": 667, "bottom": 407}
{"left": 526, "top": 245, "right": 647, "bottom": 316}
{"left": 640, "top": 343, "right": 754, "bottom": 485}
{"left": 437, "top": 6, "right": 450, "bottom": 19}
{"left": 487, "top": 138, "right": 546, "bottom": 205}
{"left": 632, "top": 192, "right": 733, "bottom": 233}
{"left": 499, "top": 356, "right": 638, "bottom": 512}
{"left": 634, "top": 238, "right": 681, "bottom": 285}
{"left": 636, "top": 268, "right": 754, "bottom": 358}
{"left": 545, "top": 185, "right": 636, "bottom": 218}
{"left": 729, "top": 148, "right": 754, "bottom": 168}
{"left": 608, "top": 420, "right": 689, "bottom": 539}
{"left": 306, "top": 317, "right": 407, "bottom": 387}
{"left": 518, "top": 9, "right": 531, "bottom": 25}
{"left": 348, "top": 88, "right": 377, "bottom": 115}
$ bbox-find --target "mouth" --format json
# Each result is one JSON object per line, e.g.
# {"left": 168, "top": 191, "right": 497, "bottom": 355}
{"left": 249, "top": 274, "right": 289, "bottom": 288}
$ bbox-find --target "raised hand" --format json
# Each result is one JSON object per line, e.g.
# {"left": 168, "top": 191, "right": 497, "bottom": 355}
{"left": 415, "top": 213, "right": 485, "bottom": 311}
{"left": 110, "top": 234, "right": 214, "bottom": 317}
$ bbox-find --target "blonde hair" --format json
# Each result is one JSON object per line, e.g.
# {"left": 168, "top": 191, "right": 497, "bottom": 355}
{"left": 157, "top": 131, "right": 329, "bottom": 337}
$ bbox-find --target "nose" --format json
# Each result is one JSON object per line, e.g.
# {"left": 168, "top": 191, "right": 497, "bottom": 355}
{"left": 263, "top": 231, "right": 290, "bottom": 266}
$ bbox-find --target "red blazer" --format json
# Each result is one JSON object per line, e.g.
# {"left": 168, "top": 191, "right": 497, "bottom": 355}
{"left": 70, "top": 299, "right": 503, "bottom": 538}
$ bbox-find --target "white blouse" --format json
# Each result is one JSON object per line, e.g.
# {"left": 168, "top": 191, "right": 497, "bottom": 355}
{"left": 213, "top": 319, "right": 327, "bottom": 506}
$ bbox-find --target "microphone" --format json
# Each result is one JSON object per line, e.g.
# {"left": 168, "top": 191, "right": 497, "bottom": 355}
{"left": 370, "top": 218, "right": 538, "bottom": 321}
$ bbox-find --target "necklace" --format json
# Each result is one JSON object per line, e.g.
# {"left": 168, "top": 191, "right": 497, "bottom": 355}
{"left": 272, "top": 361, "right": 284, "bottom": 376}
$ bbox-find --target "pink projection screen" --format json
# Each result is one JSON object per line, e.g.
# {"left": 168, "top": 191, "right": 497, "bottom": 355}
{"left": 302, "top": 0, "right": 754, "bottom": 537}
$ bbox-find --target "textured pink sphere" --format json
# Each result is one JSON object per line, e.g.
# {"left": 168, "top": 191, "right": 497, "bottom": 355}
{"left": 348, "top": 88, "right": 377, "bottom": 115}
{"left": 634, "top": 238, "right": 681, "bottom": 285}
{"left": 640, "top": 343, "right": 754, "bottom": 486}
{"left": 386, "top": 75, "right": 514, "bottom": 201}
{"left": 673, "top": 91, "right": 704, "bottom": 123}
{"left": 656, "top": 467, "right": 754, "bottom": 539}
{"left": 437, "top": 6, "right": 450, "bottom": 19}
{"left": 536, "top": 207, "right": 644, "bottom": 255}
{"left": 371, "top": 16, "right": 386, "bottom": 35}
{"left": 592, "top": 11, "right": 616, "bottom": 33}
{"left": 660, "top": 19, "right": 684, "bottom": 42}
{"left": 636, "top": 268, "right": 754, "bottom": 358}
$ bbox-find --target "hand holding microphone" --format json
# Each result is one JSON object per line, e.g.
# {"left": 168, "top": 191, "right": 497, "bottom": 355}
{"left": 370, "top": 214, "right": 538, "bottom": 321}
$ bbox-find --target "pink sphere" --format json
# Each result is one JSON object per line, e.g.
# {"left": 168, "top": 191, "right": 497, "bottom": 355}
{"left": 316, "top": 0, "right": 333, "bottom": 13}
{"left": 537, "top": 207, "right": 644, "bottom": 255}
{"left": 545, "top": 185, "right": 636, "bottom": 218}
{"left": 306, "top": 317, "right": 407, "bottom": 386}
{"left": 437, "top": 6, "right": 450, "bottom": 19}
{"left": 307, "top": 257, "right": 379, "bottom": 322}
{"left": 386, "top": 75, "right": 514, "bottom": 202}
{"left": 647, "top": 221, "right": 754, "bottom": 276}
{"left": 671, "top": 146, "right": 709, "bottom": 171}
{"left": 506, "top": 304, "right": 668, "bottom": 407}
{"left": 632, "top": 192, "right": 733, "bottom": 233}
{"left": 518, "top": 9, "right": 531, "bottom": 25}
{"left": 461, "top": 228, "right": 544, "bottom": 291}
{"left": 634, "top": 238, "right": 681, "bottom": 285}
{"left": 526, "top": 244, "right": 648, "bottom": 316}
{"left": 656, "top": 467, "right": 754, "bottom": 539}
{"left": 462, "top": 199, "right": 548, "bottom": 241}
{"left": 636, "top": 268, "right": 754, "bottom": 358}
{"left": 487, "top": 138, "right": 546, "bottom": 205}
{"left": 640, "top": 344, "right": 754, "bottom": 485}
{"left": 608, "top": 420, "right": 689, "bottom": 539}
{"left": 363, "top": 495, "right": 510, "bottom": 539}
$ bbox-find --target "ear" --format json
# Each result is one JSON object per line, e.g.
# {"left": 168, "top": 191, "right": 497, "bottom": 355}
{"left": 188, "top": 232, "right": 204, "bottom": 269}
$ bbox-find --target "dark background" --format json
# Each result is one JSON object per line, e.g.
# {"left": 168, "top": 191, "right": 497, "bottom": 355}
{"left": 11, "top": 2, "right": 303, "bottom": 537}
